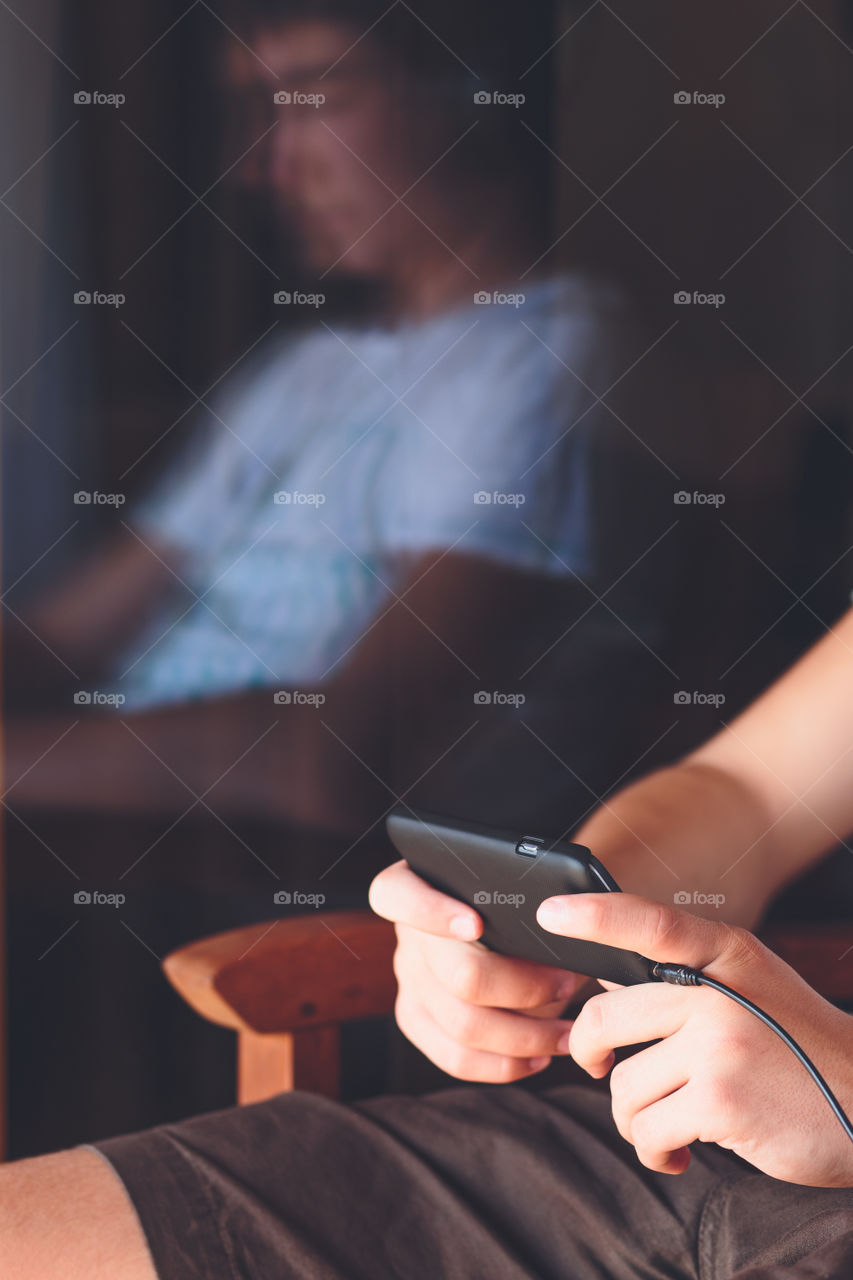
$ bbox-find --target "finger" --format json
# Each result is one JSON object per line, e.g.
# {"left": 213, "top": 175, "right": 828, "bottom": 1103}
{"left": 369, "top": 860, "right": 483, "bottom": 940}
{"left": 536, "top": 892, "right": 763, "bottom": 975}
{"left": 407, "top": 926, "right": 581, "bottom": 1010}
{"left": 409, "top": 962, "right": 575, "bottom": 1058}
{"left": 569, "top": 983, "right": 691, "bottom": 1076}
{"left": 607, "top": 1035, "right": 691, "bottom": 1146}
{"left": 628, "top": 1083, "right": 700, "bottom": 1175}
{"left": 394, "top": 992, "right": 553, "bottom": 1083}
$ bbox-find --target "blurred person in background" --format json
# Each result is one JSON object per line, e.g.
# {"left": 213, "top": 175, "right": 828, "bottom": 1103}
{"left": 3, "top": 0, "right": 641, "bottom": 836}
{"left": 4, "top": 0, "right": 848, "bottom": 1184}
{"left": 9, "top": 0, "right": 706, "bottom": 1158}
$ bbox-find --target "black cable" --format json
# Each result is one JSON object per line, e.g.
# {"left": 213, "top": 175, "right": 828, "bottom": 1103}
{"left": 650, "top": 961, "right": 853, "bottom": 1146}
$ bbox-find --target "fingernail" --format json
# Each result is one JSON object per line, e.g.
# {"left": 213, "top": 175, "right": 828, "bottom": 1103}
{"left": 556, "top": 1032, "right": 572, "bottom": 1054}
{"left": 528, "top": 1056, "right": 551, "bottom": 1072}
{"left": 537, "top": 901, "right": 564, "bottom": 930}
{"left": 556, "top": 974, "right": 577, "bottom": 1000}
{"left": 449, "top": 915, "right": 479, "bottom": 941}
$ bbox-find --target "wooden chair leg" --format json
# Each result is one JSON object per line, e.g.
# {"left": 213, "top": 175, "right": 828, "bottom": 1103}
{"left": 237, "top": 1026, "right": 341, "bottom": 1105}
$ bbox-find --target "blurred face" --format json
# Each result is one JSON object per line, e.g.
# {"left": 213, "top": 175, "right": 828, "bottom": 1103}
{"left": 222, "top": 21, "right": 447, "bottom": 277}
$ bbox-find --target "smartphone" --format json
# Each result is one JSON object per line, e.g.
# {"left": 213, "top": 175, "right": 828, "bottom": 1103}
{"left": 386, "top": 808, "right": 654, "bottom": 986}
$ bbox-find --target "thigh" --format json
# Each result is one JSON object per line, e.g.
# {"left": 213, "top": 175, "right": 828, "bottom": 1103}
{"left": 700, "top": 1168, "right": 853, "bottom": 1279}
{"left": 93, "top": 1083, "right": 742, "bottom": 1280}
{"left": 0, "top": 1147, "right": 156, "bottom": 1280}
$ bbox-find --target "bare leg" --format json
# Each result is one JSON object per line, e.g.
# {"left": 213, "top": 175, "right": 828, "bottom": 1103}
{"left": 0, "top": 1148, "right": 156, "bottom": 1279}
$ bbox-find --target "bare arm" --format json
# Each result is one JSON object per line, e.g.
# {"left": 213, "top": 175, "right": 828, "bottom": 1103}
{"left": 371, "top": 606, "right": 853, "bottom": 1091}
{"left": 574, "top": 605, "right": 853, "bottom": 927}
{"left": 689, "top": 605, "right": 853, "bottom": 878}
{"left": 4, "top": 552, "right": 553, "bottom": 828}
{"left": 5, "top": 531, "right": 181, "bottom": 703}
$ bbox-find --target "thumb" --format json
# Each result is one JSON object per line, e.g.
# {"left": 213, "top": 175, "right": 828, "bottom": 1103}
{"left": 536, "top": 892, "right": 759, "bottom": 976}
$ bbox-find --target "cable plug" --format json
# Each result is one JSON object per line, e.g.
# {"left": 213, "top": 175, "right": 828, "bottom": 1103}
{"left": 649, "top": 961, "right": 702, "bottom": 986}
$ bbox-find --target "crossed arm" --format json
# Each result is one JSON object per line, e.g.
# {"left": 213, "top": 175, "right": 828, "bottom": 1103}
{"left": 4, "top": 545, "right": 556, "bottom": 829}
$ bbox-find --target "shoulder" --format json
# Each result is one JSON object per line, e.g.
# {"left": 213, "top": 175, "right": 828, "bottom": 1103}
{"left": 222, "top": 327, "right": 338, "bottom": 409}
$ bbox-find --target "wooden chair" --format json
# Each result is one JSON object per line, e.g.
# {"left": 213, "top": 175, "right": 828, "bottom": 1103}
{"left": 164, "top": 911, "right": 398, "bottom": 1104}
{"left": 163, "top": 911, "right": 853, "bottom": 1106}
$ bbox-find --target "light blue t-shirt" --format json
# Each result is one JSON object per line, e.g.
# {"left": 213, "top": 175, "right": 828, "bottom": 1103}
{"left": 116, "top": 275, "right": 620, "bottom": 707}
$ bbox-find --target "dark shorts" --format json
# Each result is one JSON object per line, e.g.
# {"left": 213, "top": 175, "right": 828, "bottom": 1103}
{"left": 89, "top": 1084, "right": 853, "bottom": 1280}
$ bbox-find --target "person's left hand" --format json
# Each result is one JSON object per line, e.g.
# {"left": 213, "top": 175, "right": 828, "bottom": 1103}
{"left": 536, "top": 892, "right": 853, "bottom": 1187}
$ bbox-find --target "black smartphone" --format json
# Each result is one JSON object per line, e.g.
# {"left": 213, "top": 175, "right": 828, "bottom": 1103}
{"left": 386, "top": 808, "right": 654, "bottom": 986}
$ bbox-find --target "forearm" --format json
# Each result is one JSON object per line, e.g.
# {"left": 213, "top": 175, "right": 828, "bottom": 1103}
{"left": 4, "top": 695, "right": 387, "bottom": 832}
{"left": 689, "top": 608, "right": 853, "bottom": 885}
{"left": 5, "top": 707, "right": 253, "bottom": 818}
{"left": 18, "top": 531, "right": 183, "bottom": 677}
{"left": 574, "top": 760, "right": 779, "bottom": 928}
{"left": 576, "top": 608, "right": 853, "bottom": 928}
{"left": 2, "top": 616, "right": 89, "bottom": 710}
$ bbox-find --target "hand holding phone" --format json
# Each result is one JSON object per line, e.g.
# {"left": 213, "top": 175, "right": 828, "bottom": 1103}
{"left": 386, "top": 808, "right": 654, "bottom": 986}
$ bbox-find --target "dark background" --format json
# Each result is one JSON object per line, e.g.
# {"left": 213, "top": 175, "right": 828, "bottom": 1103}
{"left": 2, "top": 0, "right": 853, "bottom": 1158}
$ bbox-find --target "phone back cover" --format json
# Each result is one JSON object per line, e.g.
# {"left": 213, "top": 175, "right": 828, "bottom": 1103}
{"left": 387, "top": 810, "right": 652, "bottom": 986}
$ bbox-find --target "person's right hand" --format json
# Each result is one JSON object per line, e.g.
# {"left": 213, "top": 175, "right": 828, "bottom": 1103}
{"left": 369, "top": 860, "right": 581, "bottom": 1082}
